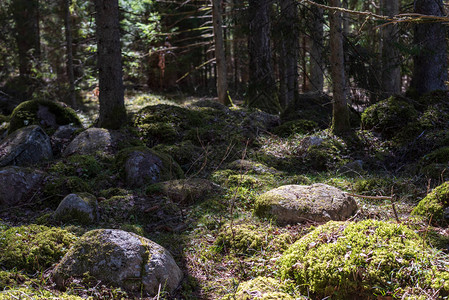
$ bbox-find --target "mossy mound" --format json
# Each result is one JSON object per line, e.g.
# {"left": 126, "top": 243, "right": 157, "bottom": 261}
{"left": 9, "top": 99, "right": 81, "bottom": 133}
{"left": 215, "top": 224, "right": 265, "bottom": 255}
{"left": 134, "top": 104, "right": 204, "bottom": 145}
{"left": 279, "top": 219, "right": 449, "bottom": 299}
{"left": 271, "top": 119, "right": 318, "bottom": 138}
{"left": 0, "top": 224, "right": 77, "bottom": 273}
{"left": 412, "top": 182, "right": 449, "bottom": 226}
{"left": 361, "top": 96, "right": 418, "bottom": 138}
{"left": 0, "top": 270, "right": 28, "bottom": 290}
{"left": 49, "top": 155, "right": 104, "bottom": 179}
{"left": 222, "top": 277, "right": 298, "bottom": 300}
{"left": 153, "top": 140, "right": 204, "bottom": 174}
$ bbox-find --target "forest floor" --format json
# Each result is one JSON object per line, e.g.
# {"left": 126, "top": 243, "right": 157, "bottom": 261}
{"left": 1, "top": 90, "right": 449, "bottom": 299}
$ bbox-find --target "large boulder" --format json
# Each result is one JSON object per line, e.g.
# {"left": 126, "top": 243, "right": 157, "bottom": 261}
{"left": 63, "top": 128, "right": 112, "bottom": 157}
{"left": 53, "top": 193, "right": 99, "bottom": 225}
{"left": 8, "top": 99, "right": 81, "bottom": 133}
{"left": 52, "top": 229, "right": 183, "bottom": 296}
{"left": 0, "top": 166, "right": 45, "bottom": 207}
{"left": 117, "top": 147, "right": 184, "bottom": 188}
{"left": 254, "top": 184, "right": 357, "bottom": 224}
{"left": 0, "top": 125, "right": 53, "bottom": 167}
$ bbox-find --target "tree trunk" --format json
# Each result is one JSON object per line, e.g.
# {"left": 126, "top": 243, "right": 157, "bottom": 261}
{"left": 64, "top": 0, "right": 76, "bottom": 108}
{"left": 381, "top": 0, "right": 400, "bottom": 97}
{"left": 11, "top": 0, "right": 40, "bottom": 76}
{"left": 247, "top": 0, "right": 280, "bottom": 114}
{"left": 410, "top": 0, "right": 447, "bottom": 95}
{"left": 278, "top": 0, "right": 299, "bottom": 109}
{"left": 94, "top": 0, "right": 127, "bottom": 129}
{"left": 309, "top": 0, "right": 324, "bottom": 93}
{"left": 329, "top": 0, "right": 350, "bottom": 135}
{"left": 212, "top": 0, "right": 230, "bottom": 105}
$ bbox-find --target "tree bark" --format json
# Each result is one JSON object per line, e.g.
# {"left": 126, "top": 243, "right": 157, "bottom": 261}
{"left": 329, "top": 0, "right": 350, "bottom": 135}
{"left": 212, "top": 0, "right": 230, "bottom": 105}
{"left": 410, "top": 0, "right": 447, "bottom": 95}
{"left": 309, "top": 0, "right": 324, "bottom": 93}
{"left": 94, "top": 0, "right": 127, "bottom": 129}
{"left": 381, "top": 0, "right": 401, "bottom": 97}
{"left": 11, "top": 0, "right": 40, "bottom": 76}
{"left": 278, "top": 0, "right": 299, "bottom": 108}
{"left": 64, "top": 0, "right": 76, "bottom": 108}
{"left": 247, "top": 0, "right": 280, "bottom": 114}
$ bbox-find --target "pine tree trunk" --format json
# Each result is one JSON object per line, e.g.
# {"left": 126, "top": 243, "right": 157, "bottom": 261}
{"left": 329, "top": 0, "right": 350, "bottom": 135}
{"left": 247, "top": 0, "right": 280, "bottom": 114}
{"left": 94, "top": 0, "right": 127, "bottom": 129}
{"left": 410, "top": 0, "right": 447, "bottom": 95}
{"left": 11, "top": 0, "right": 40, "bottom": 76}
{"left": 278, "top": 0, "right": 298, "bottom": 108}
{"left": 212, "top": 0, "right": 230, "bottom": 105}
{"left": 381, "top": 0, "right": 400, "bottom": 97}
{"left": 64, "top": 0, "right": 76, "bottom": 108}
{"left": 309, "top": 0, "right": 324, "bottom": 93}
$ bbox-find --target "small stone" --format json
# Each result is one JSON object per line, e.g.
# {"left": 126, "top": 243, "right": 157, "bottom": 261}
{"left": 53, "top": 193, "right": 99, "bottom": 225}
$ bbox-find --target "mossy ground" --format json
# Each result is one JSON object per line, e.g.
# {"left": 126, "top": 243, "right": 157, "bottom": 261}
{"left": 1, "top": 91, "right": 449, "bottom": 299}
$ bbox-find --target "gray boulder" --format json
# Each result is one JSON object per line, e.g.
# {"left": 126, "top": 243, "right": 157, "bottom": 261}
{"left": 52, "top": 229, "right": 183, "bottom": 296}
{"left": 0, "top": 125, "right": 53, "bottom": 167}
{"left": 63, "top": 128, "right": 112, "bottom": 157}
{"left": 53, "top": 193, "right": 99, "bottom": 225}
{"left": 120, "top": 148, "right": 184, "bottom": 188}
{"left": 254, "top": 183, "right": 358, "bottom": 224}
{"left": 0, "top": 166, "right": 45, "bottom": 207}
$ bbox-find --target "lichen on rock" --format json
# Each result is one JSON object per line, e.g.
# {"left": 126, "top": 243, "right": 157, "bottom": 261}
{"left": 254, "top": 184, "right": 358, "bottom": 224}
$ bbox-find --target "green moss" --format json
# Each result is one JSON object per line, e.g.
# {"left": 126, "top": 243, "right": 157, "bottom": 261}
{"left": 423, "top": 147, "right": 449, "bottom": 164}
{"left": 43, "top": 176, "right": 91, "bottom": 207}
{"left": 222, "top": 277, "right": 298, "bottom": 300}
{"left": 272, "top": 119, "right": 318, "bottom": 138}
{"left": 98, "top": 187, "right": 129, "bottom": 199}
{"left": 134, "top": 104, "right": 204, "bottom": 145}
{"left": 120, "top": 224, "right": 146, "bottom": 236}
{"left": 411, "top": 182, "right": 449, "bottom": 226}
{"left": 9, "top": 99, "right": 81, "bottom": 133}
{"left": 153, "top": 140, "right": 203, "bottom": 173}
{"left": 215, "top": 224, "right": 265, "bottom": 255}
{"left": 0, "top": 287, "right": 85, "bottom": 299}
{"left": 0, "top": 114, "right": 9, "bottom": 124}
{"left": 49, "top": 155, "right": 103, "bottom": 179}
{"left": 279, "top": 219, "right": 449, "bottom": 299}
{"left": 0, "top": 225, "right": 77, "bottom": 273}
{"left": 361, "top": 96, "right": 418, "bottom": 138}
{"left": 0, "top": 270, "right": 28, "bottom": 290}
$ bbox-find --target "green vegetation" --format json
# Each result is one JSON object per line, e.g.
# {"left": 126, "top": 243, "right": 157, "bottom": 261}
{"left": 0, "top": 225, "right": 77, "bottom": 273}
{"left": 412, "top": 182, "right": 449, "bottom": 226}
{"left": 279, "top": 219, "right": 449, "bottom": 299}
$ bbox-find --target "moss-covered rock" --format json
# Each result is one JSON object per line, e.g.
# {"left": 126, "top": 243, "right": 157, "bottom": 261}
{"left": 153, "top": 140, "right": 204, "bottom": 173}
{"left": 9, "top": 99, "right": 81, "bottom": 133}
{"left": 361, "top": 96, "right": 418, "bottom": 138}
{"left": 411, "top": 182, "right": 449, "bottom": 226}
{"left": 279, "top": 219, "right": 449, "bottom": 299}
{"left": 254, "top": 184, "right": 358, "bottom": 224}
{"left": 53, "top": 193, "right": 99, "bottom": 225}
{"left": 222, "top": 277, "right": 297, "bottom": 300}
{"left": 271, "top": 119, "right": 318, "bottom": 138}
{"left": 52, "top": 229, "right": 183, "bottom": 296}
{"left": 49, "top": 155, "right": 104, "bottom": 179}
{"left": 215, "top": 224, "right": 265, "bottom": 255}
{"left": 0, "top": 225, "right": 77, "bottom": 273}
{"left": 116, "top": 146, "right": 184, "bottom": 187}
{"left": 134, "top": 104, "right": 204, "bottom": 145}
{"left": 43, "top": 176, "right": 91, "bottom": 207}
